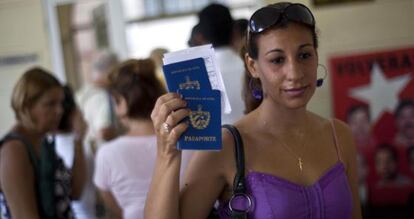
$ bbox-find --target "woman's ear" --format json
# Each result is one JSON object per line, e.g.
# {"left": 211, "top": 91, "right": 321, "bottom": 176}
{"left": 244, "top": 53, "right": 260, "bottom": 79}
{"left": 21, "top": 107, "right": 36, "bottom": 129}
{"left": 114, "top": 95, "right": 128, "bottom": 118}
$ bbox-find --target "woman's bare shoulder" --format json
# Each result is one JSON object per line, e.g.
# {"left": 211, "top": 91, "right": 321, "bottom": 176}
{"left": 324, "top": 117, "right": 356, "bottom": 164}
{"left": 307, "top": 112, "right": 349, "bottom": 132}
{"left": 1, "top": 139, "right": 28, "bottom": 159}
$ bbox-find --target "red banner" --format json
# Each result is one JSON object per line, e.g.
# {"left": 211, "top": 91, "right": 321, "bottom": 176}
{"left": 330, "top": 47, "right": 414, "bottom": 214}
{"left": 330, "top": 47, "right": 414, "bottom": 143}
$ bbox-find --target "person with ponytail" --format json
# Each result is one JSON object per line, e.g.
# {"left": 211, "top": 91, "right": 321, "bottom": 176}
{"left": 93, "top": 59, "right": 191, "bottom": 219}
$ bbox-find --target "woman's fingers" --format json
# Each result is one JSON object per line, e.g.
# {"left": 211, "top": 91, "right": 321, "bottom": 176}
{"left": 165, "top": 108, "right": 191, "bottom": 129}
{"left": 151, "top": 92, "right": 191, "bottom": 154}
{"left": 169, "top": 121, "right": 189, "bottom": 143}
{"left": 151, "top": 93, "right": 187, "bottom": 129}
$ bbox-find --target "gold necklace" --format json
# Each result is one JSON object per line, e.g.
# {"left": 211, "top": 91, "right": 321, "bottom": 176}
{"left": 275, "top": 122, "right": 309, "bottom": 172}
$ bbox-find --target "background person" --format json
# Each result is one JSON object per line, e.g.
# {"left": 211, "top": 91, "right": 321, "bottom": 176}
{"left": 93, "top": 59, "right": 191, "bottom": 219}
{"left": 0, "top": 67, "right": 86, "bottom": 219}
{"left": 374, "top": 144, "right": 412, "bottom": 187}
{"left": 76, "top": 49, "right": 122, "bottom": 218}
{"left": 187, "top": 23, "right": 206, "bottom": 47}
{"left": 368, "top": 144, "right": 414, "bottom": 218}
{"left": 197, "top": 3, "right": 245, "bottom": 124}
{"left": 231, "top": 18, "right": 248, "bottom": 54}
{"left": 392, "top": 99, "right": 414, "bottom": 181}
{"left": 55, "top": 85, "right": 87, "bottom": 168}
{"left": 394, "top": 99, "right": 414, "bottom": 148}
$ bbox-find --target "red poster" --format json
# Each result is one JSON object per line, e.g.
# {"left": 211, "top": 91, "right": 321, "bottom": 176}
{"left": 330, "top": 48, "right": 414, "bottom": 216}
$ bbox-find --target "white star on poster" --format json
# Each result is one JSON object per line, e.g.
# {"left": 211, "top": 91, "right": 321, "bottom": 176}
{"left": 349, "top": 63, "right": 412, "bottom": 122}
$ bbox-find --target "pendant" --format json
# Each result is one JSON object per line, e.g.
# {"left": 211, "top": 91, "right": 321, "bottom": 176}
{"left": 298, "top": 158, "right": 303, "bottom": 171}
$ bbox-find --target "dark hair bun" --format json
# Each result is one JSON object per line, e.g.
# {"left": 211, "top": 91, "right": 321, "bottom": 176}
{"left": 107, "top": 58, "right": 165, "bottom": 119}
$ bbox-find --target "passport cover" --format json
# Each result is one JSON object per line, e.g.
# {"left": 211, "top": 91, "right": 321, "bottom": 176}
{"left": 162, "top": 57, "right": 212, "bottom": 92}
{"left": 177, "top": 89, "right": 222, "bottom": 150}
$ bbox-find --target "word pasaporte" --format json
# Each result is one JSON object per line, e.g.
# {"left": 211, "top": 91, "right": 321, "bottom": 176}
{"left": 184, "top": 136, "right": 217, "bottom": 142}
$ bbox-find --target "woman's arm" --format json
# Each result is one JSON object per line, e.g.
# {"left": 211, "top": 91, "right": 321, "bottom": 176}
{"left": 144, "top": 93, "right": 230, "bottom": 219}
{"left": 71, "top": 109, "right": 87, "bottom": 199}
{"left": 97, "top": 190, "right": 122, "bottom": 218}
{"left": 179, "top": 134, "right": 232, "bottom": 218}
{"left": 333, "top": 119, "right": 362, "bottom": 219}
{"left": 144, "top": 93, "right": 188, "bottom": 219}
{"left": 0, "top": 141, "right": 40, "bottom": 219}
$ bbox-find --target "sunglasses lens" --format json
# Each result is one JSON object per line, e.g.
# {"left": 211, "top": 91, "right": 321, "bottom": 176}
{"left": 249, "top": 7, "right": 281, "bottom": 33}
{"left": 249, "top": 4, "right": 315, "bottom": 34}
{"left": 285, "top": 4, "right": 315, "bottom": 26}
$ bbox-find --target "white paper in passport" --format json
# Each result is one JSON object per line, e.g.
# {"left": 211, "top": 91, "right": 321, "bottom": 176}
{"left": 163, "top": 44, "right": 232, "bottom": 114}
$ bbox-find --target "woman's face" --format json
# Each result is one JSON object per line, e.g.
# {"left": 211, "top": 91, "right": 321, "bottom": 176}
{"left": 348, "top": 109, "right": 371, "bottom": 141}
{"left": 248, "top": 23, "right": 318, "bottom": 109}
{"left": 29, "top": 87, "right": 64, "bottom": 133}
{"left": 396, "top": 106, "right": 414, "bottom": 139}
{"left": 375, "top": 149, "right": 397, "bottom": 180}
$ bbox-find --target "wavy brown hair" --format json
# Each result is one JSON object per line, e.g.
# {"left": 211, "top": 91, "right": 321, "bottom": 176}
{"left": 11, "top": 67, "right": 62, "bottom": 126}
{"left": 107, "top": 59, "right": 166, "bottom": 120}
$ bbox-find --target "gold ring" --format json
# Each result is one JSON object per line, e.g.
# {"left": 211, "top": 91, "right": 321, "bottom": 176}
{"left": 162, "top": 122, "right": 171, "bottom": 133}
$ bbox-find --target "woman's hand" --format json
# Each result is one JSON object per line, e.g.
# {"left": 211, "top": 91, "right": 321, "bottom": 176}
{"left": 151, "top": 93, "right": 190, "bottom": 159}
{"left": 71, "top": 108, "right": 87, "bottom": 199}
{"left": 72, "top": 108, "right": 87, "bottom": 142}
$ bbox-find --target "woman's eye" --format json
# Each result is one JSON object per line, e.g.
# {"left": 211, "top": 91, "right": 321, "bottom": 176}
{"left": 271, "top": 57, "right": 285, "bottom": 64}
{"left": 299, "top": 52, "right": 312, "bottom": 60}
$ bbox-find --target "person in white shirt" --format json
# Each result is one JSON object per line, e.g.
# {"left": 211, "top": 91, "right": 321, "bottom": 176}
{"left": 93, "top": 59, "right": 191, "bottom": 219}
{"left": 196, "top": 3, "right": 246, "bottom": 124}
{"left": 75, "top": 50, "right": 121, "bottom": 219}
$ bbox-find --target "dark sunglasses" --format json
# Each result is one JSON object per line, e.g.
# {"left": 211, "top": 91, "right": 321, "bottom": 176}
{"left": 249, "top": 3, "right": 315, "bottom": 34}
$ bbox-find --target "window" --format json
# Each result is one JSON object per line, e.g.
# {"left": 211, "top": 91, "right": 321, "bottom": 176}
{"left": 122, "top": 0, "right": 261, "bottom": 58}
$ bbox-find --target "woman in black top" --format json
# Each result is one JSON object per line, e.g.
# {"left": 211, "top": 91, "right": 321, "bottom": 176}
{"left": 0, "top": 67, "right": 86, "bottom": 219}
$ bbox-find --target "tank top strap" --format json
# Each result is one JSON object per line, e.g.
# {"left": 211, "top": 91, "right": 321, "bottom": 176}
{"left": 329, "top": 119, "right": 343, "bottom": 163}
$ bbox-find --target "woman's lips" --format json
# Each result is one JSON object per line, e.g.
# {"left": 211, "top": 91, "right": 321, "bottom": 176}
{"left": 283, "top": 86, "right": 308, "bottom": 97}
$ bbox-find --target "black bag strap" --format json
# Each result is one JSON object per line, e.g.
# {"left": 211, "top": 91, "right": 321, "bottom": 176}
{"left": 222, "top": 124, "right": 246, "bottom": 193}
{"left": 222, "top": 124, "right": 248, "bottom": 219}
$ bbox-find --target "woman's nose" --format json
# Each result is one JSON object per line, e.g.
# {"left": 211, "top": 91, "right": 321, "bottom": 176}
{"left": 286, "top": 61, "right": 304, "bottom": 81}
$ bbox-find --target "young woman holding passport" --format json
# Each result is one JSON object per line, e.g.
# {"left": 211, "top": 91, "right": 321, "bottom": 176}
{"left": 145, "top": 2, "right": 362, "bottom": 219}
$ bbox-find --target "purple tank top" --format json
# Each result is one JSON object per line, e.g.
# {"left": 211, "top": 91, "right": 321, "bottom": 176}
{"left": 217, "top": 122, "right": 353, "bottom": 219}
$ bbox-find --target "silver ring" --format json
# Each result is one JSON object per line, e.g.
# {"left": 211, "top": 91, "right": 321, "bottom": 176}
{"left": 162, "top": 122, "right": 171, "bottom": 133}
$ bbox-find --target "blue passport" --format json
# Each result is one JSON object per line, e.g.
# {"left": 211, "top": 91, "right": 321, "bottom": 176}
{"left": 177, "top": 89, "right": 222, "bottom": 150}
{"left": 162, "top": 58, "right": 212, "bottom": 92}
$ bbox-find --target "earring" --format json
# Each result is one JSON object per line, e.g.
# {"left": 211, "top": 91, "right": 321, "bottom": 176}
{"left": 249, "top": 78, "right": 262, "bottom": 100}
{"left": 316, "top": 64, "right": 328, "bottom": 87}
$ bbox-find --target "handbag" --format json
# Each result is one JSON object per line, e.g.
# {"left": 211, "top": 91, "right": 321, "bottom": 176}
{"left": 208, "top": 125, "right": 252, "bottom": 219}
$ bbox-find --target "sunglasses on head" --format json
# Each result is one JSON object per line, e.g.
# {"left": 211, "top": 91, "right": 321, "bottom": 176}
{"left": 249, "top": 3, "right": 315, "bottom": 34}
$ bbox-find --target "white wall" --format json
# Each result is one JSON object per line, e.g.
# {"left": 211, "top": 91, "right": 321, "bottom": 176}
{"left": 0, "top": 0, "right": 52, "bottom": 136}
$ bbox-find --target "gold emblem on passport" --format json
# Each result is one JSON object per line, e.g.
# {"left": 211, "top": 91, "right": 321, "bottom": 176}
{"left": 179, "top": 76, "right": 200, "bottom": 90}
{"left": 190, "top": 104, "right": 210, "bottom": 129}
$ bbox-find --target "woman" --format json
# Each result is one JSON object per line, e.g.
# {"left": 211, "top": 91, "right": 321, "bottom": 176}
{"left": 0, "top": 67, "right": 86, "bottom": 219}
{"left": 55, "top": 85, "right": 87, "bottom": 169}
{"left": 145, "top": 2, "right": 362, "bottom": 219}
{"left": 93, "top": 59, "right": 192, "bottom": 219}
